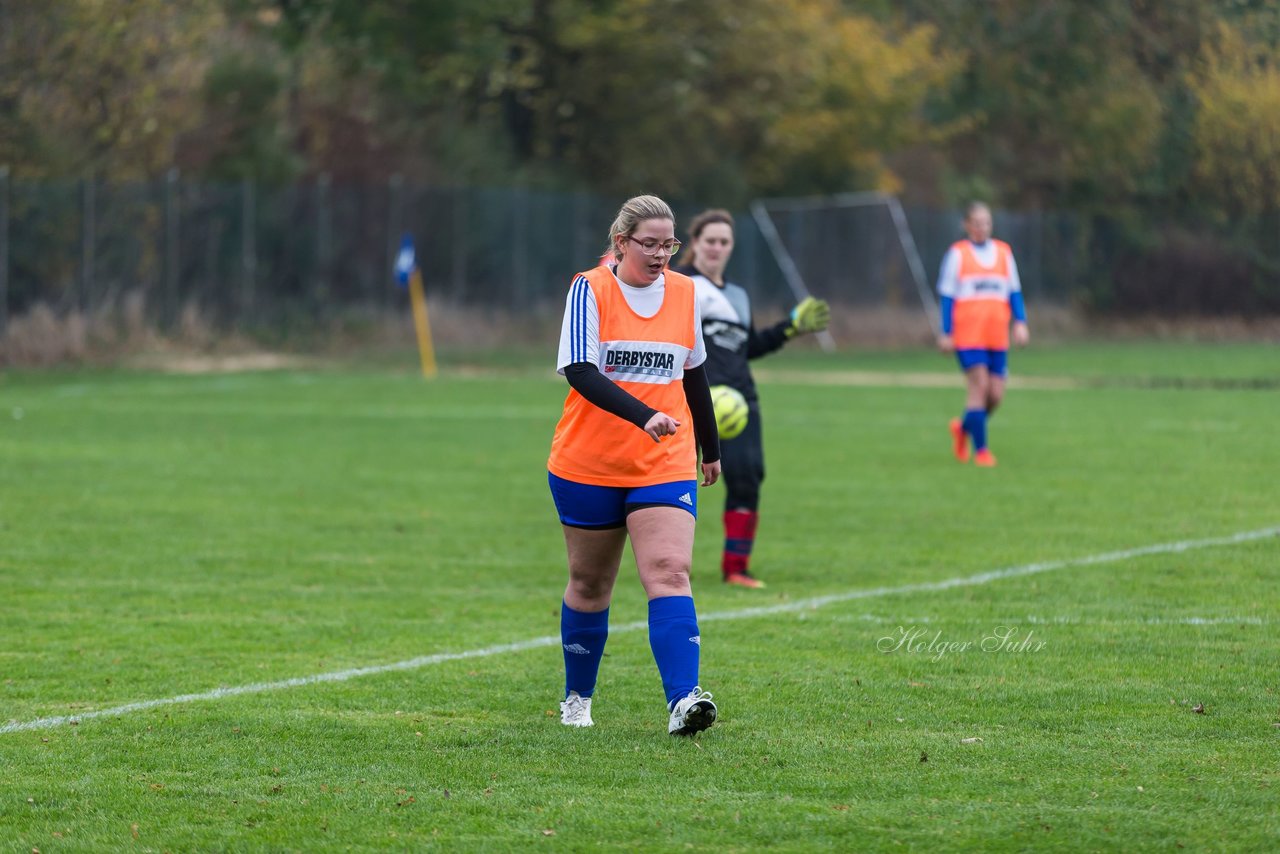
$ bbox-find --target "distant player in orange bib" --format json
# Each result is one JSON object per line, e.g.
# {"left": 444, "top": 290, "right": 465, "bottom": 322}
{"left": 548, "top": 195, "right": 722, "bottom": 736}
{"left": 935, "top": 202, "right": 1030, "bottom": 467}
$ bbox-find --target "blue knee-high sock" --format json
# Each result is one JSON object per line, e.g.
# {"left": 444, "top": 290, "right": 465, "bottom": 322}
{"left": 962, "top": 408, "right": 988, "bottom": 452}
{"left": 648, "top": 595, "right": 701, "bottom": 708}
{"left": 562, "top": 602, "right": 609, "bottom": 699}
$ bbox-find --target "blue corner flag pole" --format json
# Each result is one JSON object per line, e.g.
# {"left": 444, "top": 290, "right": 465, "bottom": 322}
{"left": 396, "top": 234, "right": 437, "bottom": 379}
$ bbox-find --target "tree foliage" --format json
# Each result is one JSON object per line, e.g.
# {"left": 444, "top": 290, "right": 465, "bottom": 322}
{"left": 900, "top": 0, "right": 1187, "bottom": 208}
{"left": 0, "top": 0, "right": 219, "bottom": 178}
{"left": 2, "top": 0, "right": 1277, "bottom": 226}
{"left": 1187, "top": 22, "right": 1280, "bottom": 216}
{"left": 217, "top": 0, "right": 956, "bottom": 201}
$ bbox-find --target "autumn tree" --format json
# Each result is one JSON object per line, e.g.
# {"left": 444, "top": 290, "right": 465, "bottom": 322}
{"left": 1, "top": 0, "right": 220, "bottom": 178}
{"left": 1186, "top": 22, "right": 1280, "bottom": 216}
{"left": 898, "top": 0, "right": 1176, "bottom": 208}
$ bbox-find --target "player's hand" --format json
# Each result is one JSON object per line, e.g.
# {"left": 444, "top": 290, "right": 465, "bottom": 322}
{"left": 936, "top": 333, "right": 955, "bottom": 353}
{"left": 700, "top": 459, "right": 721, "bottom": 487}
{"left": 789, "top": 297, "right": 830, "bottom": 336}
{"left": 643, "top": 412, "right": 680, "bottom": 442}
{"left": 1012, "top": 322, "right": 1030, "bottom": 347}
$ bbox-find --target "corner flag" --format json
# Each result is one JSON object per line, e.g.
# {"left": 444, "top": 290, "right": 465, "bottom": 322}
{"left": 395, "top": 235, "right": 416, "bottom": 287}
{"left": 396, "top": 234, "right": 438, "bottom": 378}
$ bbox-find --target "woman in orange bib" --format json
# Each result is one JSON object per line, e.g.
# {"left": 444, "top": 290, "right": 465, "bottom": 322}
{"left": 548, "top": 195, "right": 722, "bottom": 735}
{"left": 936, "top": 202, "right": 1030, "bottom": 467}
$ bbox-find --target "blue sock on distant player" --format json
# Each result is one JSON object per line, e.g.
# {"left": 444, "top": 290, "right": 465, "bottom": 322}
{"left": 962, "top": 408, "right": 988, "bottom": 452}
{"left": 647, "top": 595, "right": 701, "bottom": 708}
{"left": 562, "top": 601, "right": 609, "bottom": 699}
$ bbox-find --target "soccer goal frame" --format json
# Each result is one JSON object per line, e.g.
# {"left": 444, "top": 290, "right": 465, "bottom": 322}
{"left": 749, "top": 192, "right": 940, "bottom": 352}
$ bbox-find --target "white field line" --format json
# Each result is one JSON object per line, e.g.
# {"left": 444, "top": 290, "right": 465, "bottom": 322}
{"left": 1017, "top": 615, "right": 1265, "bottom": 626}
{"left": 751, "top": 368, "right": 1081, "bottom": 391}
{"left": 830, "top": 614, "right": 1267, "bottom": 626}
{"left": 4, "top": 525, "right": 1277, "bottom": 735}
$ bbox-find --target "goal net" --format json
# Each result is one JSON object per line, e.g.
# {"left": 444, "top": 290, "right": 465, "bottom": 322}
{"left": 749, "top": 192, "right": 940, "bottom": 350}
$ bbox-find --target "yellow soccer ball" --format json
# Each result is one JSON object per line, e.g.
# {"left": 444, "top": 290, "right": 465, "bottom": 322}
{"left": 710, "top": 385, "right": 749, "bottom": 441}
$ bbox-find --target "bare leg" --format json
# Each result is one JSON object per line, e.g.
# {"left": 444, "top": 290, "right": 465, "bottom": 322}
{"left": 964, "top": 364, "right": 990, "bottom": 411}
{"left": 561, "top": 525, "right": 627, "bottom": 612}
{"left": 557, "top": 525, "right": 627, "bottom": 720}
{"left": 627, "top": 507, "right": 695, "bottom": 599}
{"left": 627, "top": 506, "right": 707, "bottom": 721}
{"left": 987, "top": 375, "right": 1006, "bottom": 416}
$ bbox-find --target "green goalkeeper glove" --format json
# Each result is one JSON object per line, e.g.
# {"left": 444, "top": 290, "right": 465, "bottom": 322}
{"left": 788, "top": 296, "right": 830, "bottom": 336}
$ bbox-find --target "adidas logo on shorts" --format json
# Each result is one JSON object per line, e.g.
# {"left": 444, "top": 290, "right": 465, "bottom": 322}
{"left": 678, "top": 493, "right": 693, "bottom": 506}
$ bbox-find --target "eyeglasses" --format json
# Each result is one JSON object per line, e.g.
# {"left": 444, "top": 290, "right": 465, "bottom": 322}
{"left": 627, "top": 236, "right": 682, "bottom": 257}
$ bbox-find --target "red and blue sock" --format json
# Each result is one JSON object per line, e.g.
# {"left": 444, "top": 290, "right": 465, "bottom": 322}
{"left": 722, "top": 509, "right": 759, "bottom": 577}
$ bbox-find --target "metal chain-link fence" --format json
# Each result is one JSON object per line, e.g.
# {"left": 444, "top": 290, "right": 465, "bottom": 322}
{"left": 0, "top": 177, "right": 804, "bottom": 335}
{"left": 1, "top": 175, "right": 1274, "bottom": 342}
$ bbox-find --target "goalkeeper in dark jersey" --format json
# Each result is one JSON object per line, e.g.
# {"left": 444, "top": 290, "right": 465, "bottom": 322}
{"left": 672, "top": 209, "right": 829, "bottom": 589}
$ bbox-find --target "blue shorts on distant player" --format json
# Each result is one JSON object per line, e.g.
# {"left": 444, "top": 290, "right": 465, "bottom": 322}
{"left": 548, "top": 472, "right": 698, "bottom": 529}
{"left": 956, "top": 348, "right": 1008, "bottom": 378}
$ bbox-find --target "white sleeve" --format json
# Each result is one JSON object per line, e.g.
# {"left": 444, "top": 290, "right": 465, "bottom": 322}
{"left": 685, "top": 296, "right": 707, "bottom": 369}
{"left": 937, "top": 247, "right": 960, "bottom": 298}
{"left": 1006, "top": 250, "right": 1022, "bottom": 293}
{"left": 555, "top": 276, "right": 600, "bottom": 374}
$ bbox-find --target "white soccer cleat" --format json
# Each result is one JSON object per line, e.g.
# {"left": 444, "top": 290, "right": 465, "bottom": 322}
{"left": 668, "top": 687, "right": 717, "bottom": 736}
{"left": 560, "top": 691, "right": 594, "bottom": 727}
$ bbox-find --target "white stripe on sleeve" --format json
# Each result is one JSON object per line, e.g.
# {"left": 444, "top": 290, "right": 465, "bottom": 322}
{"left": 556, "top": 276, "right": 601, "bottom": 374}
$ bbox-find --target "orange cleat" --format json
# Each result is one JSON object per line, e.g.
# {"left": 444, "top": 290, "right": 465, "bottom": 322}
{"left": 973, "top": 449, "right": 997, "bottom": 467}
{"left": 724, "top": 571, "right": 766, "bottom": 589}
{"left": 949, "top": 418, "right": 970, "bottom": 462}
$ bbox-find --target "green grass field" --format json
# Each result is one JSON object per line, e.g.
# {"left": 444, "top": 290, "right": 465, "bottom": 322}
{"left": 2, "top": 342, "right": 1278, "bottom": 851}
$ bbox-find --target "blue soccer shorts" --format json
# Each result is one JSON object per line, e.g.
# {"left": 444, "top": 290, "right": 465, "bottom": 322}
{"left": 955, "top": 348, "right": 1009, "bottom": 378}
{"left": 548, "top": 472, "right": 698, "bottom": 530}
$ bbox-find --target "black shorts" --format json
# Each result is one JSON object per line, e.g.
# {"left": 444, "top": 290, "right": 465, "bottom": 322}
{"left": 720, "top": 400, "right": 764, "bottom": 510}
